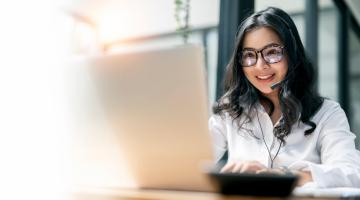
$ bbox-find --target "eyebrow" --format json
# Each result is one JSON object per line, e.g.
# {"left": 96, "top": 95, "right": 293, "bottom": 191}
{"left": 242, "top": 42, "right": 282, "bottom": 51}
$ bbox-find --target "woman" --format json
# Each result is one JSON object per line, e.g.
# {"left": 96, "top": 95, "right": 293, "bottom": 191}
{"left": 210, "top": 7, "right": 360, "bottom": 188}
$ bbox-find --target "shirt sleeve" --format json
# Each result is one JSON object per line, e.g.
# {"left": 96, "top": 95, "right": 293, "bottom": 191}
{"left": 308, "top": 103, "right": 360, "bottom": 188}
{"left": 208, "top": 114, "right": 228, "bottom": 163}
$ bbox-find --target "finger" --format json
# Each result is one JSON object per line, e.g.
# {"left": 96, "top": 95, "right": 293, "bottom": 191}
{"left": 231, "top": 162, "right": 244, "bottom": 173}
{"left": 250, "top": 160, "right": 267, "bottom": 169}
{"left": 240, "top": 161, "right": 266, "bottom": 173}
{"left": 271, "top": 168, "right": 285, "bottom": 174}
{"left": 256, "top": 168, "right": 283, "bottom": 175}
{"left": 220, "top": 162, "right": 235, "bottom": 173}
{"left": 240, "top": 163, "right": 260, "bottom": 173}
{"left": 255, "top": 169, "right": 268, "bottom": 174}
{"left": 239, "top": 162, "right": 251, "bottom": 173}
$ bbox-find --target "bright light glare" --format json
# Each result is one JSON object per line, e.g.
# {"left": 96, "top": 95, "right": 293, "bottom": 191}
{"left": 0, "top": 1, "right": 70, "bottom": 200}
{"left": 92, "top": 1, "right": 176, "bottom": 44}
{"left": 95, "top": 4, "right": 145, "bottom": 44}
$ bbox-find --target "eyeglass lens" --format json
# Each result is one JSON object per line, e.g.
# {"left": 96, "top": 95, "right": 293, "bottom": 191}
{"left": 240, "top": 45, "right": 284, "bottom": 67}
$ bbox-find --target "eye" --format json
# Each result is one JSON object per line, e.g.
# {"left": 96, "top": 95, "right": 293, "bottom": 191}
{"left": 263, "top": 46, "right": 284, "bottom": 63}
{"left": 264, "top": 46, "right": 283, "bottom": 58}
{"left": 265, "top": 48, "right": 281, "bottom": 56}
{"left": 267, "top": 49, "right": 278, "bottom": 55}
{"left": 242, "top": 51, "right": 256, "bottom": 59}
{"left": 240, "top": 50, "right": 257, "bottom": 66}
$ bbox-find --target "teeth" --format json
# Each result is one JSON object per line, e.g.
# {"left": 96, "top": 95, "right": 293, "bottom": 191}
{"left": 257, "top": 75, "right": 272, "bottom": 80}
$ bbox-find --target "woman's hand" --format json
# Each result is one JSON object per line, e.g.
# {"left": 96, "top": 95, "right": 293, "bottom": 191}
{"left": 220, "top": 160, "right": 267, "bottom": 173}
{"left": 293, "top": 170, "right": 313, "bottom": 186}
{"left": 220, "top": 161, "right": 313, "bottom": 186}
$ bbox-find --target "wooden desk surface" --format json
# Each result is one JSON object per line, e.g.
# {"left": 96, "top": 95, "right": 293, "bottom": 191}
{"left": 72, "top": 187, "right": 336, "bottom": 200}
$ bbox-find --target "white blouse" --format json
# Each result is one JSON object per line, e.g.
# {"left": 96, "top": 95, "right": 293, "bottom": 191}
{"left": 209, "top": 99, "right": 360, "bottom": 188}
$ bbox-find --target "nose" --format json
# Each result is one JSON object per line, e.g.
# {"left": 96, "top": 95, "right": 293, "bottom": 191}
{"left": 255, "top": 52, "right": 269, "bottom": 69}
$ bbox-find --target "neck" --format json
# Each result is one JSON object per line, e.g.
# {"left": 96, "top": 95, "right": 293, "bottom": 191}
{"left": 262, "top": 90, "right": 280, "bottom": 109}
{"left": 261, "top": 91, "right": 282, "bottom": 125}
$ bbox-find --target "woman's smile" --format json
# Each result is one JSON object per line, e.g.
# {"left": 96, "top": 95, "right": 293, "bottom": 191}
{"left": 256, "top": 73, "right": 275, "bottom": 82}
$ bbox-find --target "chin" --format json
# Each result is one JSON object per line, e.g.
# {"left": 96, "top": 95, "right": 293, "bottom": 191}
{"left": 261, "top": 90, "right": 273, "bottom": 95}
{"left": 259, "top": 87, "right": 277, "bottom": 95}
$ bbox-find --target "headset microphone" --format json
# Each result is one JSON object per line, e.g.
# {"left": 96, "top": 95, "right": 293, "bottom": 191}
{"left": 270, "top": 80, "right": 284, "bottom": 90}
{"left": 269, "top": 63, "right": 298, "bottom": 90}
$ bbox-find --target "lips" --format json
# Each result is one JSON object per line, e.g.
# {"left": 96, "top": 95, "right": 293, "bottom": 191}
{"left": 256, "top": 74, "right": 275, "bottom": 81}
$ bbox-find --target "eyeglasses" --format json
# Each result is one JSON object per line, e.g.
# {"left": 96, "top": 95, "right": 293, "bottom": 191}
{"left": 239, "top": 44, "right": 284, "bottom": 67}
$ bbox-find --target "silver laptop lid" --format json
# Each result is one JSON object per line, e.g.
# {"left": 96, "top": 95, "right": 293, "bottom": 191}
{"left": 79, "top": 44, "right": 214, "bottom": 191}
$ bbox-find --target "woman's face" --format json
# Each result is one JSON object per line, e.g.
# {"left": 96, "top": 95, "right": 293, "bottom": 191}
{"left": 241, "top": 27, "right": 288, "bottom": 96}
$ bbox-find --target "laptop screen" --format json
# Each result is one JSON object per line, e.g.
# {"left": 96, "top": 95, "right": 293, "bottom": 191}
{"left": 71, "top": 44, "right": 215, "bottom": 191}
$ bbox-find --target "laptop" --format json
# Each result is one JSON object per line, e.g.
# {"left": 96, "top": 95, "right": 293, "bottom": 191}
{"left": 70, "top": 44, "right": 298, "bottom": 196}
{"left": 79, "top": 44, "right": 215, "bottom": 192}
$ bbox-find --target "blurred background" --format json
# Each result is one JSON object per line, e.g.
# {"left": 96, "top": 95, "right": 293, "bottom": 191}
{"left": 59, "top": 0, "right": 359, "bottom": 146}
{"left": 0, "top": 0, "right": 359, "bottom": 199}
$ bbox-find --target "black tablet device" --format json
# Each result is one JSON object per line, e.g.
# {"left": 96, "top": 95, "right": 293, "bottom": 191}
{"left": 207, "top": 172, "right": 298, "bottom": 197}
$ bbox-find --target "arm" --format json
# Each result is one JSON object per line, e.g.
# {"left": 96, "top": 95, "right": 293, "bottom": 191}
{"left": 307, "top": 104, "right": 360, "bottom": 188}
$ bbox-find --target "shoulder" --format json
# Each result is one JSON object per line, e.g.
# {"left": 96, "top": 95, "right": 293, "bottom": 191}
{"left": 209, "top": 112, "right": 240, "bottom": 133}
{"left": 312, "top": 98, "right": 349, "bottom": 127}
{"left": 317, "top": 99, "right": 343, "bottom": 116}
{"left": 209, "top": 113, "right": 230, "bottom": 127}
{"left": 209, "top": 109, "right": 254, "bottom": 134}
{"left": 321, "top": 98, "right": 341, "bottom": 110}
{"left": 208, "top": 113, "right": 229, "bottom": 139}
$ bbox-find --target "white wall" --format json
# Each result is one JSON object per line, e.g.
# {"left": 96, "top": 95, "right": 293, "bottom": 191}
{"left": 62, "top": 0, "right": 219, "bottom": 43}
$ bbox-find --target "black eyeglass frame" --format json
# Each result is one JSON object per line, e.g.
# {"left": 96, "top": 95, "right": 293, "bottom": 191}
{"left": 239, "top": 44, "right": 285, "bottom": 67}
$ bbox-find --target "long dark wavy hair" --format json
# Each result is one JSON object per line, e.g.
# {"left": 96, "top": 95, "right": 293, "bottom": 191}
{"left": 213, "top": 7, "right": 324, "bottom": 143}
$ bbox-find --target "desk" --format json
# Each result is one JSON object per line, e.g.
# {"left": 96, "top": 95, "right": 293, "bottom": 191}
{"left": 72, "top": 187, "right": 336, "bottom": 200}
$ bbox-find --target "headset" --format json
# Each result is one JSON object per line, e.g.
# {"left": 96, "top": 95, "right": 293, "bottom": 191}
{"left": 270, "top": 13, "right": 299, "bottom": 90}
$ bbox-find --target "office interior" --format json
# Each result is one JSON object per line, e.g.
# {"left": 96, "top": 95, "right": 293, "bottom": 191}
{"left": 1, "top": 0, "right": 359, "bottom": 199}
{"left": 64, "top": 0, "right": 360, "bottom": 149}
